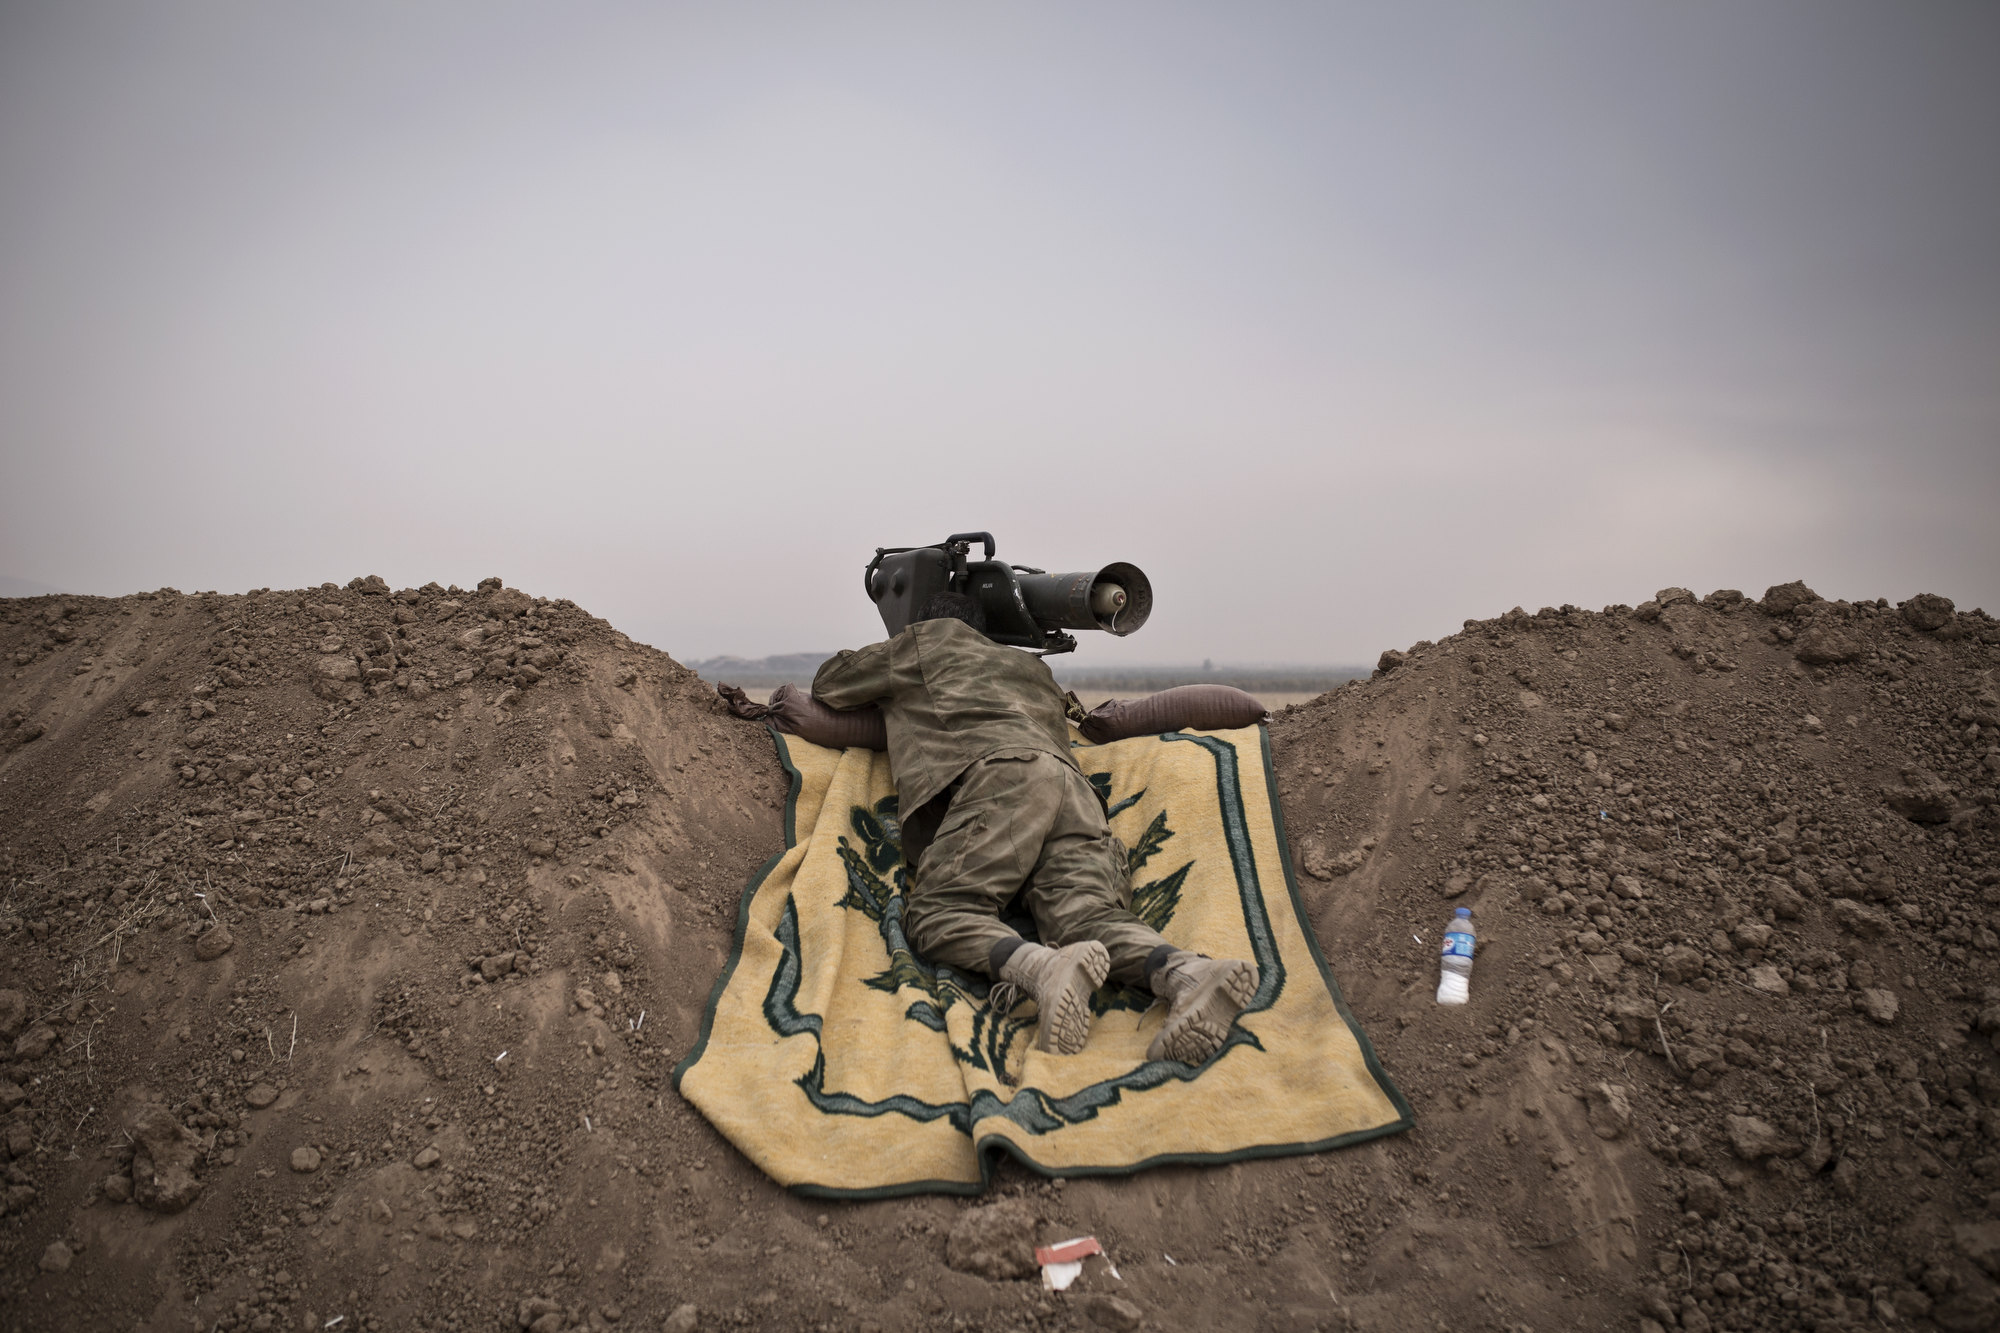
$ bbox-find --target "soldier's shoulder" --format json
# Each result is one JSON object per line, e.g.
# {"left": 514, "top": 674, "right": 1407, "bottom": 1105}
{"left": 911, "top": 618, "right": 971, "bottom": 645}
{"left": 920, "top": 618, "right": 1017, "bottom": 656}
{"left": 820, "top": 640, "right": 887, "bottom": 664}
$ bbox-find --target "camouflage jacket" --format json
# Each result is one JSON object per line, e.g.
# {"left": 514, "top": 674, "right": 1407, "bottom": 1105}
{"left": 811, "top": 618, "right": 1076, "bottom": 813}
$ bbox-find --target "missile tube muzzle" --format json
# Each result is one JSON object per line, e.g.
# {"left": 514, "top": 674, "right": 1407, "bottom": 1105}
{"left": 1016, "top": 562, "right": 1153, "bottom": 636}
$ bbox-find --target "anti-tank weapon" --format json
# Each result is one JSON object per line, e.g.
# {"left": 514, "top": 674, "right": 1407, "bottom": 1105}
{"left": 863, "top": 532, "right": 1152, "bottom": 655}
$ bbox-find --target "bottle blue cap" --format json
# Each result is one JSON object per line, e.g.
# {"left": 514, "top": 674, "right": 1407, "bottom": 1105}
{"left": 1454, "top": 908, "right": 1471, "bottom": 917}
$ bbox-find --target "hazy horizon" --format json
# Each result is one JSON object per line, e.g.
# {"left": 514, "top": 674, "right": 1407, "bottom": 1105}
{"left": 4, "top": 4, "right": 1995, "bottom": 666}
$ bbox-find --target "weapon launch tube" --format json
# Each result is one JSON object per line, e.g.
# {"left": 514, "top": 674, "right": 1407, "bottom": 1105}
{"left": 865, "top": 537, "right": 1152, "bottom": 652}
{"left": 1016, "top": 562, "right": 1153, "bottom": 636}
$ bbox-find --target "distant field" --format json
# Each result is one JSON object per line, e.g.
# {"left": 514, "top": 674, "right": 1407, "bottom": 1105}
{"left": 1071, "top": 688, "right": 1324, "bottom": 712}
{"left": 1053, "top": 669, "right": 1364, "bottom": 695}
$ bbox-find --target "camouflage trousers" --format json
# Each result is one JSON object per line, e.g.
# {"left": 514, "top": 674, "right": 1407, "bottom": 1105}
{"left": 901, "top": 750, "right": 1170, "bottom": 986}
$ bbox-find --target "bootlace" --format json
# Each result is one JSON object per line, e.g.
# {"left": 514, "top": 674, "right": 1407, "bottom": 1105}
{"left": 985, "top": 981, "right": 1028, "bottom": 1086}
{"left": 987, "top": 981, "right": 1023, "bottom": 1015}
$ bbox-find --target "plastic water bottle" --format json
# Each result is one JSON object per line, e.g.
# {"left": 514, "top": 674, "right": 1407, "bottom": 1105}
{"left": 1436, "top": 907, "right": 1475, "bottom": 1005}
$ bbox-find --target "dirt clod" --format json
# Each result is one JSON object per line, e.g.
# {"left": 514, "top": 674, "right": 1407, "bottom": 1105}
{"left": 1683, "top": 1172, "right": 1726, "bottom": 1218}
{"left": 1857, "top": 986, "right": 1901, "bottom": 1024}
{"left": 0, "top": 988, "right": 25, "bottom": 1039}
{"left": 1082, "top": 1293, "right": 1144, "bottom": 1331}
{"left": 1883, "top": 766, "right": 1957, "bottom": 824}
{"left": 1583, "top": 1081, "right": 1633, "bottom": 1139}
{"left": 1759, "top": 580, "right": 1821, "bottom": 616}
{"left": 1832, "top": 897, "right": 1892, "bottom": 937}
{"left": 1724, "top": 1114, "right": 1798, "bottom": 1161}
{"left": 12, "top": 1023, "right": 55, "bottom": 1060}
{"left": 1747, "top": 964, "right": 1789, "bottom": 994}
{"left": 1903, "top": 592, "right": 1957, "bottom": 632}
{"left": 943, "top": 1199, "right": 1037, "bottom": 1280}
{"left": 1794, "top": 625, "right": 1860, "bottom": 665}
{"left": 129, "top": 1104, "right": 203, "bottom": 1213}
{"left": 1956, "top": 1220, "right": 2000, "bottom": 1277}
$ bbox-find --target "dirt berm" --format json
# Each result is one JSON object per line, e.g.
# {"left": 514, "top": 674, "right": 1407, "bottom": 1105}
{"left": 2, "top": 577, "right": 1998, "bottom": 1333}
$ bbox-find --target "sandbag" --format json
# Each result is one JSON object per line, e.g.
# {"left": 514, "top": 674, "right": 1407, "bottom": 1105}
{"left": 722, "top": 681, "right": 1264, "bottom": 751}
{"left": 718, "top": 682, "right": 887, "bottom": 751}
{"left": 1077, "top": 684, "right": 1270, "bottom": 744}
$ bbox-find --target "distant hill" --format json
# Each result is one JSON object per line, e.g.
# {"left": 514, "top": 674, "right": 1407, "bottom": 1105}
{"left": 0, "top": 575, "right": 69, "bottom": 599}
{"left": 687, "top": 652, "right": 1365, "bottom": 695}
{"left": 685, "top": 653, "right": 837, "bottom": 687}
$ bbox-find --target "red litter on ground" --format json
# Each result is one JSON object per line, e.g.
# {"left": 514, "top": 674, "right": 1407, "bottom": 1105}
{"left": 1036, "top": 1236, "right": 1121, "bottom": 1291}
{"left": 1036, "top": 1237, "right": 1103, "bottom": 1266}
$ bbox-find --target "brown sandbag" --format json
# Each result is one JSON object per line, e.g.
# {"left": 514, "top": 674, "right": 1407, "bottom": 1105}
{"left": 723, "top": 681, "right": 1262, "bottom": 751}
{"left": 716, "top": 682, "right": 887, "bottom": 751}
{"left": 1077, "top": 683, "right": 1270, "bottom": 744}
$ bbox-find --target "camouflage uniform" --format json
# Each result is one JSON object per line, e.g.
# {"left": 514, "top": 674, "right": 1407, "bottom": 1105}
{"left": 813, "top": 619, "right": 1171, "bottom": 985}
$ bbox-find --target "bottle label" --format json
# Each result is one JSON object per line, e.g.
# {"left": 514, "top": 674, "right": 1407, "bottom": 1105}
{"left": 1441, "top": 931, "right": 1475, "bottom": 959}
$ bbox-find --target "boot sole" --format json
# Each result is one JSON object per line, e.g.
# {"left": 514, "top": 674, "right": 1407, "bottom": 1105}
{"left": 1147, "top": 961, "right": 1258, "bottom": 1064}
{"left": 1034, "top": 942, "right": 1111, "bottom": 1055}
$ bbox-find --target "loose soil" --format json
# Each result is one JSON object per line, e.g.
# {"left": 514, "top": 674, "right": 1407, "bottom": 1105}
{"left": 1, "top": 577, "right": 1996, "bottom": 1333}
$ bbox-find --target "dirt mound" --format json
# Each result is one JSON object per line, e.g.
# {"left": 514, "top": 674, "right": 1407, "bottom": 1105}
{"left": 1, "top": 578, "right": 1996, "bottom": 1332}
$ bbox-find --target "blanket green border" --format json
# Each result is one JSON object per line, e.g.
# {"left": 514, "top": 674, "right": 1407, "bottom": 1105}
{"left": 671, "top": 725, "right": 1413, "bottom": 1199}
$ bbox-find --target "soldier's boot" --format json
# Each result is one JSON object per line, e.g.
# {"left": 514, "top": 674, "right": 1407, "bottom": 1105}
{"left": 994, "top": 941, "right": 1111, "bottom": 1055}
{"left": 1145, "top": 951, "right": 1259, "bottom": 1064}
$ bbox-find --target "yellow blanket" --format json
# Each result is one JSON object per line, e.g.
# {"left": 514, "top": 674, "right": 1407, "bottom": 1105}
{"left": 674, "top": 726, "right": 1411, "bottom": 1196}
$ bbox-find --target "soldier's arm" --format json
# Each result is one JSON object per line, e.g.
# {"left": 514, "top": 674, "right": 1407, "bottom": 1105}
{"left": 811, "top": 641, "right": 892, "bottom": 710}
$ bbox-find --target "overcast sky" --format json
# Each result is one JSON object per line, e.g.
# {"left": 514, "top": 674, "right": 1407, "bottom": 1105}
{"left": 2, "top": 3, "right": 1995, "bottom": 665}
